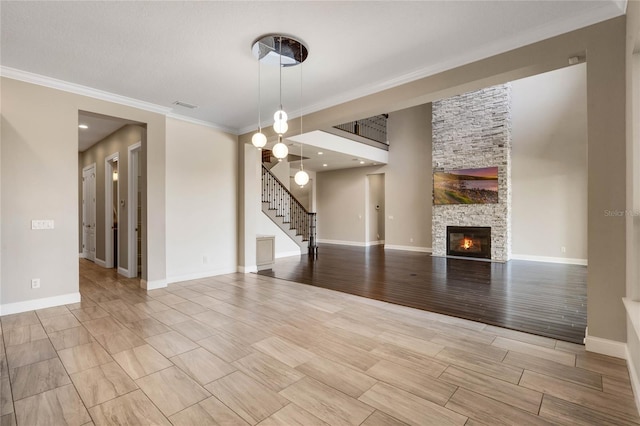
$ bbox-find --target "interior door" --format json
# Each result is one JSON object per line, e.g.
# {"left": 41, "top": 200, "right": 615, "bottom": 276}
{"left": 82, "top": 165, "right": 96, "bottom": 261}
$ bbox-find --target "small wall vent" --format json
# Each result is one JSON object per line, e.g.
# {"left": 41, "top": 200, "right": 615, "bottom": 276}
{"left": 172, "top": 101, "right": 198, "bottom": 109}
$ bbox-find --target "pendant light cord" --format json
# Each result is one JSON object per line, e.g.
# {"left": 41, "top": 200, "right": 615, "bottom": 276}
{"left": 300, "top": 57, "right": 303, "bottom": 169}
{"left": 279, "top": 36, "right": 283, "bottom": 112}
{"left": 257, "top": 49, "right": 262, "bottom": 132}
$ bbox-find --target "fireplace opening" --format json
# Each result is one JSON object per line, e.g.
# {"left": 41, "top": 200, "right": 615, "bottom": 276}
{"left": 447, "top": 226, "right": 491, "bottom": 259}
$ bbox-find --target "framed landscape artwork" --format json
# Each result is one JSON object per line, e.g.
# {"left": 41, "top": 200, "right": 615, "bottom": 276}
{"left": 433, "top": 166, "right": 499, "bottom": 205}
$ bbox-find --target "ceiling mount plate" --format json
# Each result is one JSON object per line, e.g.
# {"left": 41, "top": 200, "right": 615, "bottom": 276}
{"left": 252, "top": 34, "right": 308, "bottom": 67}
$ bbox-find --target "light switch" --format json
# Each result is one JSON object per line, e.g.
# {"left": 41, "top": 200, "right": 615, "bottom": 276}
{"left": 31, "top": 220, "right": 54, "bottom": 230}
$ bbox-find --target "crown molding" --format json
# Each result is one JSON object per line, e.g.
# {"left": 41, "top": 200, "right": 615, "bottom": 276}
{"left": 1, "top": 66, "right": 173, "bottom": 114}
{"left": 1, "top": 66, "right": 238, "bottom": 133}
{"left": 166, "top": 113, "right": 238, "bottom": 135}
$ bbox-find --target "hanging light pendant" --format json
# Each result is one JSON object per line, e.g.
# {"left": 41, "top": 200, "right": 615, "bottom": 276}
{"left": 272, "top": 135, "right": 289, "bottom": 160}
{"left": 252, "top": 47, "right": 266, "bottom": 149}
{"left": 295, "top": 166, "right": 309, "bottom": 187}
{"left": 251, "top": 34, "right": 308, "bottom": 161}
{"left": 295, "top": 52, "right": 309, "bottom": 187}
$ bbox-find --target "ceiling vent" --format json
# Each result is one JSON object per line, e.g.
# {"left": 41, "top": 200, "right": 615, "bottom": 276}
{"left": 172, "top": 101, "right": 198, "bottom": 109}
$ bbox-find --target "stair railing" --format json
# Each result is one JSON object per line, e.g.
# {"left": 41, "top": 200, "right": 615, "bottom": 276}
{"left": 261, "top": 164, "right": 317, "bottom": 253}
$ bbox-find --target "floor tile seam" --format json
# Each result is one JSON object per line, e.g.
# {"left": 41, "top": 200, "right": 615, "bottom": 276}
{"left": 8, "top": 320, "right": 88, "bottom": 419}
{"left": 519, "top": 372, "right": 640, "bottom": 422}
{"left": 505, "top": 359, "right": 605, "bottom": 392}
{"left": 439, "top": 371, "right": 545, "bottom": 417}
{"left": 440, "top": 363, "right": 545, "bottom": 401}
{"left": 1, "top": 329, "right": 16, "bottom": 419}
{"left": 443, "top": 387, "right": 539, "bottom": 422}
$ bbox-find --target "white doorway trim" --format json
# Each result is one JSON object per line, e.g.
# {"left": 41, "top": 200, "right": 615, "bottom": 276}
{"left": 105, "top": 152, "right": 119, "bottom": 269}
{"left": 127, "top": 142, "right": 141, "bottom": 279}
{"left": 82, "top": 163, "right": 97, "bottom": 262}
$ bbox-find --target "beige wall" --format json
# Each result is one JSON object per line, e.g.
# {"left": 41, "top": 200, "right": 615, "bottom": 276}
{"left": 165, "top": 118, "right": 237, "bottom": 282}
{"left": 317, "top": 166, "right": 370, "bottom": 243}
{"left": 367, "top": 173, "right": 385, "bottom": 243}
{"left": 316, "top": 104, "right": 432, "bottom": 248}
{"left": 79, "top": 124, "right": 144, "bottom": 268}
{"left": 511, "top": 64, "right": 588, "bottom": 261}
{"left": 385, "top": 104, "right": 432, "bottom": 249}
{"left": 625, "top": 0, "right": 640, "bottom": 403}
{"left": 1, "top": 77, "right": 166, "bottom": 309}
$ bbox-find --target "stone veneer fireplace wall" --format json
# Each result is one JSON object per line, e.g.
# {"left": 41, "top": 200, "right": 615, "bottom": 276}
{"left": 431, "top": 84, "right": 512, "bottom": 262}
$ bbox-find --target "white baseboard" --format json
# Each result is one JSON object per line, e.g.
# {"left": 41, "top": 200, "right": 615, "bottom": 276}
{"left": 95, "top": 258, "right": 107, "bottom": 268}
{"left": 385, "top": 245, "right": 432, "bottom": 253}
{"left": 0, "top": 292, "right": 81, "bottom": 316}
{"left": 238, "top": 265, "right": 258, "bottom": 273}
{"left": 166, "top": 267, "right": 238, "bottom": 285}
{"left": 623, "top": 298, "right": 640, "bottom": 416}
{"left": 510, "top": 254, "right": 587, "bottom": 266}
{"left": 79, "top": 253, "right": 85, "bottom": 259}
{"left": 117, "top": 266, "right": 130, "bottom": 277}
{"left": 623, "top": 298, "right": 640, "bottom": 345}
{"left": 318, "top": 239, "right": 367, "bottom": 247}
{"left": 275, "top": 250, "right": 303, "bottom": 259}
{"left": 318, "top": 239, "right": 384, "bottom": 247}
{"left": 584, "top": 327, "right": 627, "bottom": 359}
{"left": 626, "top": 344, "right": 640, "bottom": 418}
{"left": 141, "top": 279, "right": 167, "bottom": 290}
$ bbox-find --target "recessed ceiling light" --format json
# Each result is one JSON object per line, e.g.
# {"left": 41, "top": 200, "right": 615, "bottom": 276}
{"left": 323, "top": 164, "right": 328, "bottom": 167}
{"left": 318, "top": 152, "right": 323, "bottom": 155}
{"left": 78, "top": 124, "right": 88, "bottom": 129}
{"left": 359, "top": 161, "right": 365, "bottom": 164}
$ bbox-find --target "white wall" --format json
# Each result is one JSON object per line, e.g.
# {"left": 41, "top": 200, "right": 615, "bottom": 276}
{"left": 165, "top": 118, "right": 237, "bottom": 283}
{"left": 511, "top": 64, "right": 588, "bottom": 263}
{"left": 257, "top": 212, "right": 302, "bottom": 257}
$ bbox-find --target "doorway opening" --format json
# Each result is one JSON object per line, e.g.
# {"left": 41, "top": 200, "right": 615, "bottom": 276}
{"left": 366, "top": 173, "right": 385, "bottom": 246}
{"left": 78, "top": 111, "right": 146, "bottom": 280}
{"left": 105, "top": 153, "right": 119, "bottom": 269}
{"left": 81, "top": 163, "right": 96, "bottom": 261}
{"left": 128, "top": 142, "right": 142, "bottom": 278}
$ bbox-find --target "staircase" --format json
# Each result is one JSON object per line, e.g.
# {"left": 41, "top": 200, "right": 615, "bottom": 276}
{"left": 261, "top": 164, "right": 317, "bottom": 255}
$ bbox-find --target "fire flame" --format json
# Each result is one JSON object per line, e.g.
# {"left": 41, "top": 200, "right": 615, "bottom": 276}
{"left": 461, "top": 238, "right": 474, "bottom": 250}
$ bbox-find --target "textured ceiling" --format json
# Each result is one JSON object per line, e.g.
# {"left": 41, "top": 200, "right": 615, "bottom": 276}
{"left": 1, "top": 1, "right": 626, "bottom": 134}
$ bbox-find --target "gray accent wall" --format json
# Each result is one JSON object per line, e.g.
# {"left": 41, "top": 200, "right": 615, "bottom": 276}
{"left": 432, "top": 84, "right": 512, "bottom": 261}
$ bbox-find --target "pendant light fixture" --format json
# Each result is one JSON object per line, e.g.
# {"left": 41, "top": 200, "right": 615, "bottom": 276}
{"left": 251, "top": 52, "right": 266, "bottom": 149}
{"left": 294, "top": 56, "right": 309, "bottom": 187}
{"left": 251, "top": 34, "right": 308, "bottom": 161}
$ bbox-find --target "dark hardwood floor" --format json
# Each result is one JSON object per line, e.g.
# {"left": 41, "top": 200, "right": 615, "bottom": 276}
{"left": 258, "top": 244, "right": 587, "bottom": 343}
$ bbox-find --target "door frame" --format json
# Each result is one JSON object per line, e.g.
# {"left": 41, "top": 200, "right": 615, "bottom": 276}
{"left": 82, "top": 163, "right": 97, "bottom": 261}
{"left": 105, "top": 152, "right": 119, "bottom": 269}
{"left": 127, "top": 142, "right": 141, "bottom": 278}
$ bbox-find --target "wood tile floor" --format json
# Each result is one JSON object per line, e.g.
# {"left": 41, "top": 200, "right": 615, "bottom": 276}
{"left": 0, "top": 259, "right": 637, "bottom": 425}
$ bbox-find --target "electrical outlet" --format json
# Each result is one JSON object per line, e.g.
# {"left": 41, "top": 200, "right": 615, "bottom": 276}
{"left": 410, "top": 238, "right": 414, "bottom": 243}
{"left": 561, "top": 246, "right": 566, "bottom": 253}
{"left": 203, "top": 255, "right": 209, "bottom": 264}
{"left": 31, "top": 278, "right": 40, "bottom": 289}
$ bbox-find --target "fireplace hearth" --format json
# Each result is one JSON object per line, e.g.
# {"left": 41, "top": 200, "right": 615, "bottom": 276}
{"left": 447, "top": 226, "right": 491, "bottom": 259}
